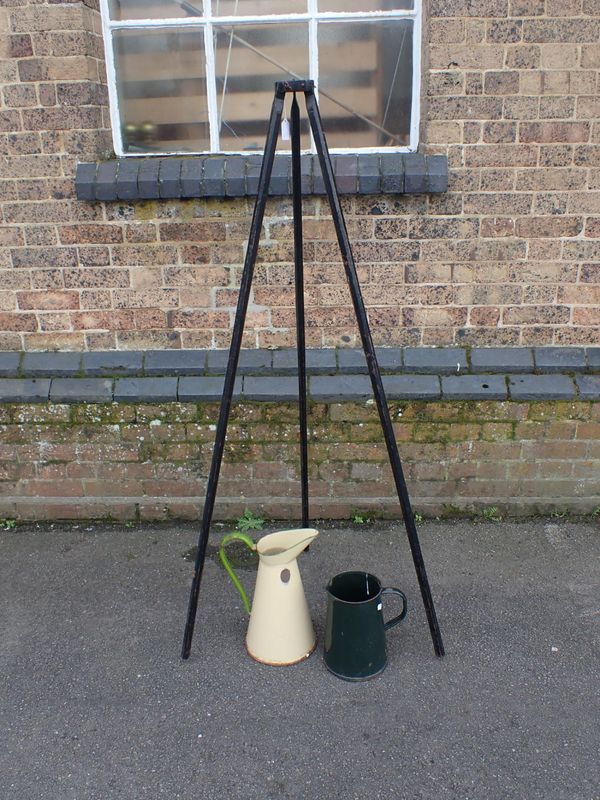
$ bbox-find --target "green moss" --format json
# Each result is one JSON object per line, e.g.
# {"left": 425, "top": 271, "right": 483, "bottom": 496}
{"left": 133, "top": 201, "right": 158, "bottom": 220}
{"left": 262, "top": 403, "right": 300, "bottom": 423}
{"left": 10, "top": 405, "right": 71, "bottom": 424}
{"left": 439, "top": 504, "right": 467, "bottom": 518}
{"left": 223, "top": 440, "right": 254, "bottom": 462}
{"left": 71, "top": 404, "right": 136, "bottom": 424}
{"left": 528, "top": 401, "right": 591, "bottom": 421}
{"left": 136, "top": 403, "right": 196, "bottom": 423}
{"left": 138, "top": 441, "right": 155, "bottom": 462}
{"left": 480, "top": 423, "right": 516, "bottom": 442}
{"left": 412, "top": 423, "right": 452, "bottom": 443}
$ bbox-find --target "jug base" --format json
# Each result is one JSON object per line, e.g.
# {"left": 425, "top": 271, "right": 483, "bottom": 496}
{"left": 246, "top": 637, "right": 317, "bottom": 667}
{"left": 324, "top": 660, "right": 387, "bottom": 682}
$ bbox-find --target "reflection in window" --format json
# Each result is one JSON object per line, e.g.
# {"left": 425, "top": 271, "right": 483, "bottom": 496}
{"left": 215, "top": 24, "right": 310, "bottom": 152}
{"left": 102, "top": 1, "right": 421, "bottom": 154}
{"left": 114, "top": 28, "right": 209, "bottom": 153}
{"left": 318, "top": 20, "right": 413, "bottom": 149}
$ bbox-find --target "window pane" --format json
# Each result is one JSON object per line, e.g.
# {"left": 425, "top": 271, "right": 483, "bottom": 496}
{"left": 213, "top": 1, "right": 307, "bottom": 14}
{"left": 318, "top": 0, "right": 413, "bottom": 10}
{"left": 108, "top": 0, "right": 202, "bottom": 21}
{"left": 215, "top": 23, "right": 310, "bottom": 151}
{"left": 113, "top": 29, "right": 210, "bottom": 153}
{"left": 317, "top": 19, "right": 413, "bottom": 149}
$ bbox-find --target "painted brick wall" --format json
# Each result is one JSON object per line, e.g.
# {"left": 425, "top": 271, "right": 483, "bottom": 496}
{"left": 1, "top": 400, "right": 599, "bottom": 521}
{"left": 0, "top": 0, "right": 599, "bottom": 350}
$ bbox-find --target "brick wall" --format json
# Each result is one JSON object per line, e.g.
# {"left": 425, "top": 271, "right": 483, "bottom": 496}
{"left": 0, "top": 0, "right": 599, "bottom": 350}
{"left": 1, "top": 399, "right": 599, "bottom": 521}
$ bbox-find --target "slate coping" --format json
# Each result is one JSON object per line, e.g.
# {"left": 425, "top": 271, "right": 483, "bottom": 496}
{"left": 145, "top": 350, "right": 207, "bottom": 376}
{"left": 207, "top": 349, "right": 272, "bottom": 375}
{"left": 310, "top": 374, "right": 440, "bottom": 402}
{"left": 0, "top": 378, "right": 51, "bottom": 402}
{"left": 11, "top": 347, "right": 599, "bottom": 379}
{"left": 243, "top": 376, "right": 298, "bottom": 401}
{"left": 441, "top": 375, "right": 508, "bottom": 401}
{"left": 114, "top": 377, "right": 178, "bottom": 402}
{"left": 2, "top": 348, "right": 600, "bottom": 404}
{"left": 75, "top": 154, "right": 448, "bottom": 201}
{"left": 0, "top": 353, "right": 21, "bottom": 378}
{"left": 21, "top": 352, "right": 82, "bottom": 376}
{"left": 404, "top": 154, "right": 427, "bottom": 193}
{"left": 534, "top": 347, "right": 587, "bottom": 373}
{"left": 508, "top": 374, "right": 576, "bottom": 400}
{"left": 334, "top": 155, "right": 358, "bottom": 194}
{"left": 178, "top": 376, "right": 242, "bottom": 401}
{"left": 82, "top": 352, "right": 143, "bottom": 376}
{"left": 380, "top": 153, "right": 404, "bottom": 194}
{"left": 308, "top": 374, "right": 441, "bottom": 401}
{"left": 115, "top": 157, "right": 138, "bottom": 201}
{"left": 382, "top": 375, "right": 441, "bottom": 400}
{"left": 180, "top": 157, "right": 204, "bottom": 198}
{"left": 403, "top": 348, "right": 468, "bottom": 375}
{"left": 310, "top": 375, "right": 372, "bottom": 402}
{"left": 470, "top": 348, "right": 533, "bottom": 373}
{"left": 272, "top": 349, "right": 337, "bottom": 374}
{"left": 49, "top": 378, "right": 114, "bottom": 403}
{"left": 586, "top": 348, "right": 600, "bottom": 370}
{"left": 575, "top": 375, "right": 600, "bottom": 399}
{"left": 358, "top": 154, "right": 380, "bottom": 194}
{"left": 337, "top": 348, "right": 403, "bottom": 374}
{"left": 138, "top": 159, "right": 161, "bottom": 200}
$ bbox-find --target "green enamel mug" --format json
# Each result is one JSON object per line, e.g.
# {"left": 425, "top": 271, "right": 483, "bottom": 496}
{"left": 324, "top": 571, "right": 407, "bottom": 681}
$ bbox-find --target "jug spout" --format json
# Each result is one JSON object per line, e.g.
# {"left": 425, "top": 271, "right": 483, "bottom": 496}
{"left": 256, "top": 528, "right": 318, "bottom": 565}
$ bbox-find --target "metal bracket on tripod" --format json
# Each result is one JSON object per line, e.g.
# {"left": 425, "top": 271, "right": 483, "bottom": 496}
{"left": 181, "top": 79, "right": 445, "bottom": 660}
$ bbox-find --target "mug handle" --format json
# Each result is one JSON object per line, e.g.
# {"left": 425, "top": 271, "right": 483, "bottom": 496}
{"left": 381, "top": 587, "right": 408, "bottom": 631}
{"left": 218, "top": 532, "right": 256, "bottom": 615}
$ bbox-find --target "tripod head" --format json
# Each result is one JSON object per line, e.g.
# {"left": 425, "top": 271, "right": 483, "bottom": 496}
{"left": 275, "top": 79, "right": 315, "bottom": 98}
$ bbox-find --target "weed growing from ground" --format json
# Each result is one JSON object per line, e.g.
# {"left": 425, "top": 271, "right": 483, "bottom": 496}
{"left": 236, "top": 509, "right": 265, "bottom": 532}
{"left": 482, "top": 506, "right": 502, "bottom": 522}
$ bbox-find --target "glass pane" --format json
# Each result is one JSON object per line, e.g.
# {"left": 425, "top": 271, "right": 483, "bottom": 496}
{"left": 215, "top": 23, "right": 310, "bottom": 151}
{"left": 317, "top": 19, "right": 413, "bottom": 149}
{"left": 113, "top": 29, "right": 210, "bottom": 153}
{"left": 108, "top": 0, "right": 203, "bottom": 21}
{"left": 318, "top": 0, "right": 413, "bottom": 10}
{"left": 213, "top": 1, "right": 307, "bottom": 14}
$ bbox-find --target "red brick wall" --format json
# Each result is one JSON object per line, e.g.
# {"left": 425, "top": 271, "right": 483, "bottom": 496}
{"left": 0, "top": 0, "right": 599, "bottom": 350}
{"left": 1, "top": 400, "right": 599, "bottom": 521}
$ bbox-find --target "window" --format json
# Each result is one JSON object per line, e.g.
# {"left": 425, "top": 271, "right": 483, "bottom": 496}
{"left": 101, "top": 1, "right": 421, "bottom": 156}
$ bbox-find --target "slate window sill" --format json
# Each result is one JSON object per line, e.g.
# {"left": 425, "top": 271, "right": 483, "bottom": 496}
{"left": 75, "top": 153, "right": 448, "bottom": 202}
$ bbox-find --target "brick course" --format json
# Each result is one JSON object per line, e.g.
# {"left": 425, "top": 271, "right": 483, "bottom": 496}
{"left": 0, "top": 1, "right": 599, "bottom": 350}
{"left": 1, "top": 399, "right": 598, "bottom": 521}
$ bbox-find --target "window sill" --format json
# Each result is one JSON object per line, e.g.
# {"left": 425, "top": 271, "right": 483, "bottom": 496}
{"left": 75, "top": 153, "right": 448, "bottom": 202}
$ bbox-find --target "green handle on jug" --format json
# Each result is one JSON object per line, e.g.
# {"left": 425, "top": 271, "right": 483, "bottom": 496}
{"left": 218, "top": 532, "right": 257, "bottom": 615}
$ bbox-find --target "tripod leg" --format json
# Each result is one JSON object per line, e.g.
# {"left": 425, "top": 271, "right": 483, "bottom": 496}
{"left": 305, "top": 88, "right": 445, "bottom": 657}
{"left": 181, "top": 91, "right": 285, "bottom": 659}
{"left": 291, "top": 93, "right": 309, "bottom": 527}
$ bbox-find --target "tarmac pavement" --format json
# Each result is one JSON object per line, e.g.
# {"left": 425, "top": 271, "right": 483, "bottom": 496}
{"left": 0, "top": 518, "right": 598, "bottom": 800}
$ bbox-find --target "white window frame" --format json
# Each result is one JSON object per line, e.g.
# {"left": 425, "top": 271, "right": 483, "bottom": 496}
{"left": 99, "top": 0, "right": 422, "bottom": 156}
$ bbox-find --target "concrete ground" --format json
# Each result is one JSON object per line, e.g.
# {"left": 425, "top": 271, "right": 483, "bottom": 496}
{"left": 0, "top": 517, "right": 598, "bottom": 800}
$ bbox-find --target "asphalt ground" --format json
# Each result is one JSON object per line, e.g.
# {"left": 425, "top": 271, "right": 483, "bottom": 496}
{"left": 1, "top": 518, "right": 598, "bottom": 800}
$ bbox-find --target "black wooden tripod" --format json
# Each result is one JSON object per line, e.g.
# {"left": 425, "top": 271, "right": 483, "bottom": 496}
{"left": 181, "top": 80, "right": 444, "bottom": 660}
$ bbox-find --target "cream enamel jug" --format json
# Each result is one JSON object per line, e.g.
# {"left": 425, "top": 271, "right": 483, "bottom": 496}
{"left": 219, "top": 528, "right": 318, "bottom": 666}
